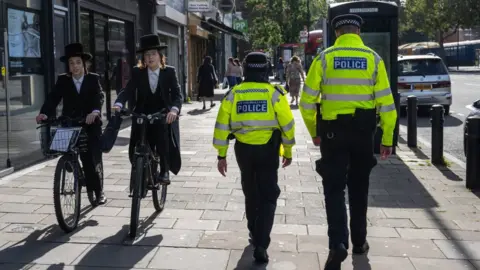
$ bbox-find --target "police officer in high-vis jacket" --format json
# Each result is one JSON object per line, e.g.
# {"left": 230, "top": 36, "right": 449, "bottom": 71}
{"left": 299, "top": 14, "right": 397, "bottom": 270}
{"left": 213, "top": 52, "right": 296, "bottom": 264}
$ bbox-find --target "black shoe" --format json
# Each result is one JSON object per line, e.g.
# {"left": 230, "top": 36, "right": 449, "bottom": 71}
{"left": 96, "top": 191, "right": 107, "bottom": 205}
{"left": 157, "top": 171, "right": 171, "bottom": 185}
{"left": 352, "top": 241, "right": 370, "bottom": 255}
{"left": 210, "top": 103, "right": 216, "bottom": 108}
{"left": 202, "top": 104, "right": 206, "bottom": 110}
{"left": 253, "top": 247, "right": 269, "bottom": 264}
{"left": 324, "top": 244, "right": 348, "bottom": 270}
{"left": 87, "top": 191, "right": 97, "bottom": 206}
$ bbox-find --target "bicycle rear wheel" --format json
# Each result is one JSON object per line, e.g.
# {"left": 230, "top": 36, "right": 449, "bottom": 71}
{"left": 152, "top": 183, "right": 167, "bottom": 212}
{"left": 129, "top": 157, "right": 144, "bottom": 238}
{"left": 53, "top": 155, "right": 81, "bottom": 233}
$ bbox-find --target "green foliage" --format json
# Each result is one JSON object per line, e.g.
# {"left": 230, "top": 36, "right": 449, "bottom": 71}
{"left": 403, "top": 0, "right": 480, "bottom": 42}
{"left": 246, "top": 0, "right": 328, "bottom": 49}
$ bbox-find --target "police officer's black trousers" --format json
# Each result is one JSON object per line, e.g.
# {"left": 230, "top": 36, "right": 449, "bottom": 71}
{"left": 80, "top": 125, "right": 104, "bottom": 193}
{"left": 234, "top": 135, "right": 281, "bottom": 249}
{"left": 316, "top": 115, "right": 377, "bottom": 250}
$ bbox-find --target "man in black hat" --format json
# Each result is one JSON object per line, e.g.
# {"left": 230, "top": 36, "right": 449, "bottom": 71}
{"left": 299, "top": 13, "right": 397, "bottom": 270}
{"left": 36, "top": 43, "right": 107, "bottom": 205}
{"left": 213, "top": 52, "right": 296, "bottom": 264}
{"left": 113, "top": 34, "right": 183, "bottom": 187}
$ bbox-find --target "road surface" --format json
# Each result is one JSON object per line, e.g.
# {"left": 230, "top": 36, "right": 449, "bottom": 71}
{"left": 399, "top": 73, "right": 480, "bottom": 163}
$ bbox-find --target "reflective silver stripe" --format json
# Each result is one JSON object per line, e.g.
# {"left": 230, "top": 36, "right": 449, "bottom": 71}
{"left": 379, "top": 103, "right": 396, "bottom": 112}
{"left": 323, "top": 78, "right": 374, "bottom": 86}
{"left": 374, "top": 87, "right": 392, "bottom": 99}
{"left": 281, "top": 119, "right": 295, "bottom": 132}
{"left": 213, "top": 138, "right": 229, "bottom": 146}
{"left": 303, "top": 85, "right": 319, "bottom": 96}
{"left": 322, "top": 93, "right": 373, "bottom": 101}
{"left": 225, "top": 91, "right": 234, "bottom": 102}
{"left": 215, "top": 122, "right": 230, "bottom": 131}
{"left": 271, "top": 89, "right": 281, "bottom": 105}
{"left": 282, "top": 137, "right": 296, "bottom": 144}
{"left": 324, "top": 47, "right": 373, "bottom": 55}
{"left": 300, "top": 101, "right": 317, "bottom": 110}
{"left": 231, "top": 120, "right": 278, "bottom": 129}
{"left": 235, "top": 89, "right": 269, "bottom": 93}
{"left": 235, "top": 127, "right": 276, "bottom": 134}
{"left": 320, "top": 52, "right": 327, "bottom": 84}
{"left": 372, "top": 52, "right": 381, "bottom": 84}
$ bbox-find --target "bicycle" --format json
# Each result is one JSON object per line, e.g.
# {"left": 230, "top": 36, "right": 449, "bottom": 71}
{"left": 37, "top": 116, "right": 101, "bottom": 233}
{"left": 118, "top": 109, "right": 169, "bottom": 238}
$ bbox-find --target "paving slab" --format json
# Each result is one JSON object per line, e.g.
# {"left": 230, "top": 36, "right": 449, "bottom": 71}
{"left": 0, "top": 100, "right": 480, "bottom": 269}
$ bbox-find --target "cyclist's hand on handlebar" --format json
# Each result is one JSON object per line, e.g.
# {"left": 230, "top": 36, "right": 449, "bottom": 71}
{"left": 166, "top": 110, "right": 178, "bottom": 124}
{"left": 86, "top": 112, "right": 100, "bottom": 125}
{"left": 111, "top": 105, "right": 121, "bottom": 113}
{"left": 36, "top": 114, "right": 47, "bottom": 124}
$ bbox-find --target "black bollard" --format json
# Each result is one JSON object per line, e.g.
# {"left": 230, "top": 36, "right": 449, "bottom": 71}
{"left": 466, "top": 115, "right": 480, "bottom": 190}
{"left": 407, "top": 95, "right": 417, "bottom": 148}
{"left": 430, "top": 104, "right": 445, "bottom": 165}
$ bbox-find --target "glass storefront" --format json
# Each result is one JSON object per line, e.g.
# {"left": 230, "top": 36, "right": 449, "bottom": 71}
{"left": 80, "top": 8, "right": 135, "bottom": 119}
{"left": 0, "top": 0, "right": 46, "bottom": 172}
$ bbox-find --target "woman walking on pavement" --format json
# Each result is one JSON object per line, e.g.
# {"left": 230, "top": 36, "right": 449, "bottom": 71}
{"left": 276, "top": 57, "right": 285, "bottom": 84}
{"left": 197, "top": 56, "right": 217, "bottom": 110}
{"left": 226, "top": 57, "right": 237, "bottom": 88}
{"left": 286, "top": 56, "right": 305, "bottom": 106}
{"left": 234, "top": 58, "right": 243, "bottom": 84}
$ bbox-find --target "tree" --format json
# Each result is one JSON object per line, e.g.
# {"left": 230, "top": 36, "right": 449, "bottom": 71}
{"left": 246, "top": 0, "right": 328, "bottom": 48}
{"left": 403, "top": 0, "right": 480, "bottom": 56}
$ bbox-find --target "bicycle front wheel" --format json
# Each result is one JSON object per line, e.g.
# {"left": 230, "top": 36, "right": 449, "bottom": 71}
{"left": 53, "top": 155, "right": 81, "bottom": 233}
{"left": 129, "top": 157, "right": 144, "bottom": 238}
{"left": 152, "top": 183, "right": 167, "bottom": 212}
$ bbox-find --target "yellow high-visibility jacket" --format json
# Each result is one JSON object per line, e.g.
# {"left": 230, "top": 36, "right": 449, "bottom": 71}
{"left": 213, "top": 82, "right": 296, "bottom": 158}
{"left": 300, "top": 33, "right": 397, "bottom": 146}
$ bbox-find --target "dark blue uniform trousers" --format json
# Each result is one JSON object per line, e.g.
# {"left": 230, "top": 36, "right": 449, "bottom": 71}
{"left": 316, "top": 114, "right": 377, "bottom": 250}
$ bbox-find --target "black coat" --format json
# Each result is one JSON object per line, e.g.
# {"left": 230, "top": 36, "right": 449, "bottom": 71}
{"left": 40, "top": 73, "right": 104, "bottom": 125}
{"left": 197, "top": 64, "right": 217, "bottom": 98}
{"left": 115, "top": 66, "right": 183, "bottom": 175}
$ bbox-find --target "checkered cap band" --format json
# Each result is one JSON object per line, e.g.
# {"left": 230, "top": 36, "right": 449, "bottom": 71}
{"left": 335, "top": 19, "right": 361, "bottom": 28}
{"left": 246, "top": 63, "right": 268, "bottom": 68}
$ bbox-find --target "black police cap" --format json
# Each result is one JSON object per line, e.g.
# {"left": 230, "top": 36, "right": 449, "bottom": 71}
{"left": 331, "top": 14, "right": 363, "bottom": 30}
{"left": 244, "top": 52, "right": 269, "bottom": 70}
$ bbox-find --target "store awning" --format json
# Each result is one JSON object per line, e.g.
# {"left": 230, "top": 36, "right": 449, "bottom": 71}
{"left": 201, "top": 18, "right": 247, "bottom": 40}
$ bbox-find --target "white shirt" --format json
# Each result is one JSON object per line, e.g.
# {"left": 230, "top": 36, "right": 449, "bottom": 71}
{"left": 73, "top": 75, "right": 84, "bottom": 93}
{"left": 148, "top": 68, "right": 160, "bottom": 93}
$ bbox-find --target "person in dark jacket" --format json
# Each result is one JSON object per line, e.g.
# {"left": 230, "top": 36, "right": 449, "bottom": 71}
{"left": 197, "top": 56, "right": 217, "bottom": 110}
{"left": 112, "top": 34, "right": 183, "bottom": 187}
{"left": 36, "top": 43, "right": 107, "bottom": 205}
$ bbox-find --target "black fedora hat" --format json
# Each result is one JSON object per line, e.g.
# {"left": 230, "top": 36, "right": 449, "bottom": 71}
{"left": 60, "top": 43, "right": 92, "bottom": 62}
{"left": 137, "top": 34, "right": 168, "bottom": 53}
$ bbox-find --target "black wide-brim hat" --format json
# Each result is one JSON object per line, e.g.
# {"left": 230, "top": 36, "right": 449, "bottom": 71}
{"left": 244, "top": 52, "right": 269, "bottom": 71}
{"left": 137, "top": 34, "right": 168, "bottom": 53}
{"left": 60, "top": 43, "right": 92, "bottom": 62}
{"left": 331, "top": 14, "right": 364, "bottom": 30}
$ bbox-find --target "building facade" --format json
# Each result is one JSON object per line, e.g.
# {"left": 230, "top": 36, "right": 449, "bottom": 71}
{"left": 0, "top": 0, "right": 143, "bottom": 175}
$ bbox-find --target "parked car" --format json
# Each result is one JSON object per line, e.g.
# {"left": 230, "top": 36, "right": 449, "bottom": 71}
{"left": 464, "top": 99, "right": 480, "bottom": 156}
{"left": 398, "top": 54, "right": 452, "bottom": 116}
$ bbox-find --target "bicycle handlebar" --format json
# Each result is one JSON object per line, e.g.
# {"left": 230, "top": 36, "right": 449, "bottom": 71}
{"left": 36, "top": 116, "right": 87, "bottom": 129}
{"left": 118, "top": 109, "right": 167, "bottom": 121}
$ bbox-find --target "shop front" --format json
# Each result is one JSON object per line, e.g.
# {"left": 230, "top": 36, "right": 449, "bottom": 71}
{"left": 187, "top": 13, "right": 210, "bottom": 99}
{"left": 154, "top": 0, "right": 187, "bottom": 99}
{"left": 0, "top": 0, "right": 63, "bottom": 174}
{"left": 78, "top": 0, "right": 137, "bottom": 120}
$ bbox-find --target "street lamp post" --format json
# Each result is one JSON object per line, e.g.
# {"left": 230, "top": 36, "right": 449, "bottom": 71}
{"left": 306, "top": 0, "right": 311, "bottom": 70}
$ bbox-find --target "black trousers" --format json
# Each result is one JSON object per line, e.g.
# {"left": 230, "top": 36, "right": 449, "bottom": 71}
{"left": 316, "top": 114, "right": 377, "bottom": 250}
{"left": 234, "top": 133, "right": 281, "bottom": 249}
{"left": 80, "top": 124, "right": 103, "bottom": 193}
{"left": 128, "top": 121, "right": 169, "bottom": 172}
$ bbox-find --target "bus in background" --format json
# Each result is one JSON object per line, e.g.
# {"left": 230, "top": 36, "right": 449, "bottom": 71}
{"left": 304, "top": 30, "right": 323, "bottom": 72}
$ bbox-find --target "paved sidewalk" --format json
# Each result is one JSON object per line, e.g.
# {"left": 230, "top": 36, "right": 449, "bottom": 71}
{"left": 0, "top": 100, "right": 479, "bottom": 269}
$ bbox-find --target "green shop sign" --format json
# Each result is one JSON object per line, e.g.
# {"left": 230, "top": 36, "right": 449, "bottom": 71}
{"left": 233, "top": 20, "right": 248, "bottom": 33}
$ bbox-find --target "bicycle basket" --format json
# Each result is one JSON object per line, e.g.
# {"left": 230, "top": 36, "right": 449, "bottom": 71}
{"left": 40, "top": 127, "right": 84, "bottom": 155}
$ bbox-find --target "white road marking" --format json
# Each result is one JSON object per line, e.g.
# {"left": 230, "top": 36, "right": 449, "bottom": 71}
{"left": 457, "top": 113, "right": 465, "bottom": 117}
{"left": 464, "top": 83, "right": 480, "bottom": 87}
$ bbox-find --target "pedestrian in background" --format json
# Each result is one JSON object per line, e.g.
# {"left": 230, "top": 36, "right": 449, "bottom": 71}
{"left": 234, "top": 58, "right": 243, "bottom": 84}
{"left": 213, "top": 52, "right": 295, "bottom": 264}
{"left": 299, "top": 14, "right": 397, "bottom": 270}
{"left": 226, "top": 57, "right": 237, "bottom": 88}
{"left": 276, "top": 57, "right": 285, "bottom": 84}
{"left": 286, "top": 56, "right": 305, "bottom": 106}
{"left": 197, "top": 56, "right": 218, "bottom": 110}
